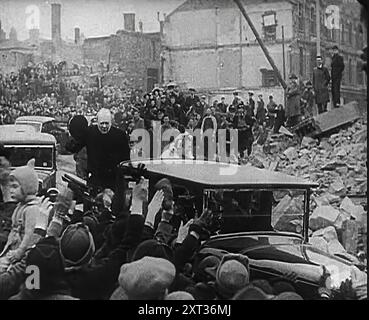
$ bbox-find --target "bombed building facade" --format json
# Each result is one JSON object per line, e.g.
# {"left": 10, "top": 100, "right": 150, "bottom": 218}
{"left": 0, "top": 4, "right": 161, "bottom": 92}
{"left": 161, "top": 0, "right": 366, "bottom": 107}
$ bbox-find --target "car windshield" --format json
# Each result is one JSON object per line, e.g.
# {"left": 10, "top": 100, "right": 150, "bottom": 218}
{"left": 16, "top": 121, "right": 42, "bottom": 132}
{"left": 204, "top": 189, "right": 306, "bottom": 236}
{"left": 5, "top": 146, "right": 54, "bottom": 169}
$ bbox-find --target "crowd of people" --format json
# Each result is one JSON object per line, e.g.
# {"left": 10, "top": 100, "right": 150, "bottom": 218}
{"left": 0, "top": 147, "right": 366, "bottom": 300}
{"left": 0, "top": 44, "right": 366, "bottom": 300}
{"left": 1, "top": 59, "right": 292, "bottom": 161}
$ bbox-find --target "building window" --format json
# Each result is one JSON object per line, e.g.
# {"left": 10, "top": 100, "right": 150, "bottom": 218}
{"left": 260, "top": 69, "right": 278, "bottom": 87}
{"left": 299, "top": 47, "right": 305, "bottom": 77}
{"left": 356, "top": 24, "right": 363, "bottom": 49}
{"left": 341, "top": 22, "right": 345, "bottom": 44}
{"left": 151, "top": 40, "right": 156, "bottom": 62}
{"left": 310, "top": 5, "right": 316, "bottom": 35}
{"left": 348, "top": 21, "right": 352, "bottom": 45}
{"left": 298, "top": 2, "right": 304, "bottom": 32}
{"left": 357, "top": 61, "right": 364, "bottom": 85}
{"left": 262, "top": 11, "right": 277, "bottom": 41}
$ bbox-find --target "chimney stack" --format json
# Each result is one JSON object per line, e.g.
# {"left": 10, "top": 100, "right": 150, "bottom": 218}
{"left": 74, "top": 27, "right": 80, "bottom": 44}
{"left": 51, "top": 3, "right": 61, "bottom": 43}
{"left": 123, "top": 13, "right": 135, "bottom": 32}
{"left": 138, "top": 21, "right": 143, "bottom": 33}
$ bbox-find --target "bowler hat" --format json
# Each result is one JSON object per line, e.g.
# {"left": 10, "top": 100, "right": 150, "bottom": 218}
{"left": 289, "top": 73, "right": 298, "bottom": 79}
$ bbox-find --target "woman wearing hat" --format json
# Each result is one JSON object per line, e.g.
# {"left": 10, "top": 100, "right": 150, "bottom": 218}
{"left": 285, "top": 74, "right": 301, "bottom": 127}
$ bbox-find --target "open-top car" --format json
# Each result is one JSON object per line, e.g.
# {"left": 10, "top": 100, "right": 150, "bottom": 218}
{"left": 15, "top": 116, "right": 68, "bottom": 153}
{"left": 114, "top": 159, "right": 366, "bottom": 299}
{"left": 0, "top": 125, "right": 57, "bottom": 193}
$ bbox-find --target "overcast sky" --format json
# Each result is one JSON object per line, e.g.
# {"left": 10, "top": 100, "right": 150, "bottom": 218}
{"left": 0, "top": 0, "right": 184, "bottom": 41}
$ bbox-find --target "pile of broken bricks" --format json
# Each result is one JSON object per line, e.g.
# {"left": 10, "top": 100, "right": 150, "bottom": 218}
{"left": 248, "top": 119, "right": 367, "bottom": 263}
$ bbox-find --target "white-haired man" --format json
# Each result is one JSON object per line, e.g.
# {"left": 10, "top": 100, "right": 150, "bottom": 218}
{"left": 66, "top": 108, "right": 130, "bottom": 191}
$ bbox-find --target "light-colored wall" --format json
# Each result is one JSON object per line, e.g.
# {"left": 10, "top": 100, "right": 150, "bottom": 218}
{"left": 241, "top": 43, "right": 285, "bottom": 87}
{"left": 168, "top": 49, "right": 217, "bottom": 89}
{"left": 163, "top": 9, "right": 216, "bottom": 48}
{"left": 163, "top": 1, "right": 293, "bottom": 90}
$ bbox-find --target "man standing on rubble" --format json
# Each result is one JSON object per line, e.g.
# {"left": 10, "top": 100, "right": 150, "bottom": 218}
{"left": 285, "top": 73, "right": 301, "bottom": 128}
{"left": 330, "top": 45, "right": 345, "bottom": 108}
{"left": 313, "top": 56, "right": 331, "bottom": 114}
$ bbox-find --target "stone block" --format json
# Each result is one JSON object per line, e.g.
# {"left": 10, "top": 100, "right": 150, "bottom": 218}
{"left": 341, "top": 220, "right": 359, "bottom": 254}
{"left": 309, "top": 236, "right": 329, "bottom": 253}
{"left": 309, "top": 205, "right": 340, "bottom": 231}
{"left": 328, "top": 177, "right": 346, "bottom": 196}
{"left": 301, "top": 136, "right": 317, "bottom": 148}
{"left": 283, "top": 147, "right": 298, "bottom": 161}
{"left": 327, "top": 239, "right": 346, "bottom": 255}
{"left": 272, "top": 195, "right": 303, "bottom": 232}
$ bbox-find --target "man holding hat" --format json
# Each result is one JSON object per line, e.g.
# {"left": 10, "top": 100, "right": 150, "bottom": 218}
{"left": 313, "top": 56, "right": 331, "bottom": 114}
{"left": 66, "top": 109, "right": 130, "bottom": 193}
{"left": 330, "top": 45, "right": 345, "bottom": 108}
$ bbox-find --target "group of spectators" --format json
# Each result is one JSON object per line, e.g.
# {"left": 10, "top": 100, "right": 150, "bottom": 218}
{"left": 285, "top": 45, "right": 346, "bottom": 127}
{"left": 0, "top": 147, "right": 366, "bottom": 300}
{"left": 1, "top": 47, "right": 346, "bottom": 161}
{"left": 1, "top": 60, "right": 291, "bottom": 160}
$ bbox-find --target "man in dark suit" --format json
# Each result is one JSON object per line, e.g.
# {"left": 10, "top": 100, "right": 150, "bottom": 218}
{"left": 66, "top": 109, "right": 130, "bottom": 192}
{"left": 330, "top": 45, "right": 345, "bottom": 108}
{"left": 313, "top": 56, "right": 331, "bottom": 114}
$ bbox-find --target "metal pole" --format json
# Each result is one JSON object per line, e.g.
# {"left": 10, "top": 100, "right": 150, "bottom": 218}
{"left": 233, "top": 0, "right": 287, "bottom": 89}
{"left": 304, "top": 189, "right": 311, "bottom": 243}
{"left": 316, "top": 0, "right": 321, "bottom": 56}
{"left": 282, "top": 25, "right": 286, "bottom": 80}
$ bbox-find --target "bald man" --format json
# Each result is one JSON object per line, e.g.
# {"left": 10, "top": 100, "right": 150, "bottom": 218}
{"left": 66, "top": 109, "right": 130, "bottom": 192}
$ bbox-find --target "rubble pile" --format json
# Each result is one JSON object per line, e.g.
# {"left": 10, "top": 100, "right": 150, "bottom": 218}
{"left": 251, "top": 119, "right": 367, "bottom": 261}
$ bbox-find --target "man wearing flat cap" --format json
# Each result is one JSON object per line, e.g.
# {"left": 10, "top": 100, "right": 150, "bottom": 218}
{"left": 330, "top": 45, "right": 345, "bottom": 108}
{"left": 313, "top": 56, "right": 331, "bottom": 114}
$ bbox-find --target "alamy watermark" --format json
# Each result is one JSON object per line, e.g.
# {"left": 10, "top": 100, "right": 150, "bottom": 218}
{"left": 25, "top": 5, "right": 40, "bottom": 30}
{"left": 130, "top": 126, "right": 240, "bottom": 176}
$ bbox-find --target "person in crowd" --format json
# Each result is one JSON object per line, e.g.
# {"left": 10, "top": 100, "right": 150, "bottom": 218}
{"left": 300, "top": 80, "right": 315, "bottom": 118}
{"left": 217, "top": 96, "right": 228, "bottom": 113}
{"left": 266, "top": 95, "right": 277, "bottom": 128}
{"left": 330, "top": 45, "right": 345, "bottom": 108}
{"left": 0, "top": 145, "right": 17, "bottom": 253}
{"left": 233, "top": 105, "right": 255, "bottom": 159}
{"left": 313, "top": 55, "right": 331, "bottom": 114}
{"left": 184, "top": 88, "right": 199, "bottom": 112}
{"left": 0, "top": 159, "right": 40, "bottom": 273}
{"left": 247, "top": 91, "right": 255, "bottom": 116}
{"left": 66, "top": 109, "right": 130, "bottom": 192}
{"left": 285, "top": 73, "right": 301, "bottom": 128}
{"left": 132, "top": 110, "right": 145, "bottom": 130}
{"left": 256, "top": 94, "right": 266, "bottom": 126}
{"left": 272, "top": 104, "right": 286, "bottom": 134}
